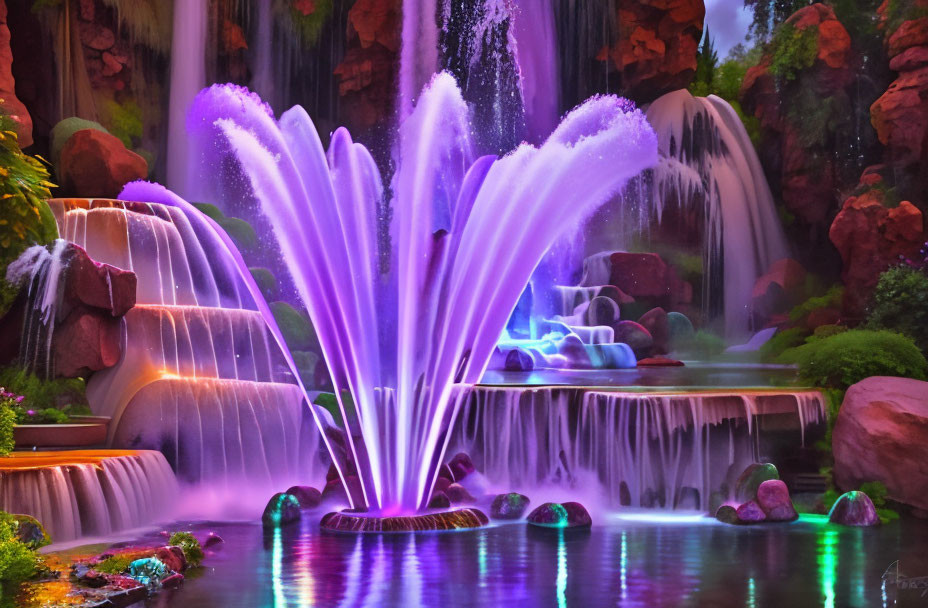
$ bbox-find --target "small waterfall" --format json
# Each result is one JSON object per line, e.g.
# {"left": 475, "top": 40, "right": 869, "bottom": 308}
{"left": 167, "top": 0, "right": 208, "bottom": 198}
{"left": 399, "top": 0, "right": 441, "bottom": 119}
{"left": 5, "top": 239, "right": 68, "bottom": 377}
{"left": 447, "top": 387, "right": 826, "bottom": 510}
{"left": 511, "top": 0, "right": 559, "bottom": 142}
{"left": 643, "top": 90, "right": 790, "bottom": 337}
{"left": 0, "top": 451, "right": 178, "bottom": 542}
{"left": 48, "top": 199, "right": 324, "bottom": 486}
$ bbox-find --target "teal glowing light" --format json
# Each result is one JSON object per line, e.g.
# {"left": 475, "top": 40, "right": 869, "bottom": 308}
{"left": 747, "top": 577, "right": 756, "bottom": 608}
{"left": 556, "top": 529, "right": 568, "bottom": 608}
{"left": 620, "top": 530, "right": 628, "bottom": 601}
{"left": 271, "top": 527, "right": 285, "bottom": 607}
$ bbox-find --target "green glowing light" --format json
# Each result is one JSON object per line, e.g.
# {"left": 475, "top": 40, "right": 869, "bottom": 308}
{"left": 818, "top": 527, "right": 839, "bottom": 608}
{"left": 271, "top": 526, "right": 286, "bottom": 607}
{"left": 748, "top": 577, "right": 756, "bottom": 608}
{"left": 556, "top": 529, "right": 568, "bottom": 608}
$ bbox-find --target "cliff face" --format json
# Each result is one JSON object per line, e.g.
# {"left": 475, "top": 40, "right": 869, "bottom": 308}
{"left": 0, "top": 0, "right": 32, "bottom": 147}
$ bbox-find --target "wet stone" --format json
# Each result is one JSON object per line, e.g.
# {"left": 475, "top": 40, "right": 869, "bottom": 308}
{"left": 490, "top": 493, "right": 531, "bottom": 520}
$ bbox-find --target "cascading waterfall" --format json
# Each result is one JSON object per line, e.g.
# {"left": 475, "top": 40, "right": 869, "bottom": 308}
{"left": 166, "top": 0, "right": 208, "bottom": 199}
{"left": 510, "top": 0, "right": 559, "bottom": 142}
{"left": 447, "top": 387, "right": 826, "bottom": 510}
{"left": 642, "top": 90, "right": 790, "bottom": 337}
{"left": 49, "top": 198, "right": 325, "bottom": 486}
{"left": 181, "top": 73, "right": 657, "bottom": 512}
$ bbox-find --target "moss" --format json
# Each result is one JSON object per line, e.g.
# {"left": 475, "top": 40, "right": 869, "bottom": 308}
{"left": 49, "top": 117, "right": 109, "bottom": 169}
{"left": 867, "top": 266, "right": 928, "bottom": 352}
{"left": 768, "top": 23, "right": 819, "bottom": 81}
{"left": 103, "top": 99, "right": 144, "bottom": 150}
{"left": 270, "top": 301, "right": 318, "bottom": 351}
{"left": 249, "top": 267, "right": 278, "bottom": 301}
{"left": 94, "top": 554, "right": 134, "bottom": 574}
{"left": 168, "top": 531, "right": 203, "bottom": 567}
{"left": 884, "top": 0, "right": 928, "bottom": 36}
{"left": 806, "top": 324, "right": 846, "bottom": 342}
{"left": 758, "top": 327, "right": 808, "bottom": 362}
{"left": 778, "top": 329, "right": 928, "bottom": 389}
{"left": 217, "top": 217, "right": 258, "bottom": 251}
{"left": 789, "top": 285, "right": 843, "bottom": 324}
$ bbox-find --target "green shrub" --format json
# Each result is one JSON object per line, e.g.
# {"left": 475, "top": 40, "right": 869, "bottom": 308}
{"left": 0, "top": 511, "right": 41, "bottom": 598}
{"left": 190, "top": 202, "right": 257, "bottom": 251}
{"left": 768, "top": 23, "right": 819, "bottom": 81}
{"left": 0, "top": 368, "right": 87, "bottom": 411}
{"left": 271, "top": 301, "right": 318, "bottom": 351}
{"left": 867, "top": 266, "right": 928, "bottom": 352}
{"left": 0, "top": 400, "right": 13, "bottom": 457}
{"left": 806, "top": 324, "right": 847, "bottom": 342}
{"left": 94, "top": 554, "right": 134, "bottom": 574}
{"left": 758, "top": 327, "right": 808, "bottom": 362}
{"left": 168, "top": 532, "right": 203, "bottom": 567}
{"left": 789, "top": 285, "right": 843, "bottom": 323}
{"left": 103, "top": 99, "right": 143, "bottom": 149}
{"left": 779, "top": 329, "right": 928, "bottom": 389}
{"left": 249, "top": 267, "right": 278, "bottom": 301}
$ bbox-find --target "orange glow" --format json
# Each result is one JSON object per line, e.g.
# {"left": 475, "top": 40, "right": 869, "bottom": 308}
{"left": 0, "top": 450, "right": 145, "bottom": 471}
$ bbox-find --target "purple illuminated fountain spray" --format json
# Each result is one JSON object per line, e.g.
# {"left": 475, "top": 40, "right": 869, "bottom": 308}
{"left": 144, "top": 73, "right": 657, "bottom": 513}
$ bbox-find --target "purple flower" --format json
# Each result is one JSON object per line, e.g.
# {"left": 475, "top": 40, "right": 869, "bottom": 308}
{"left": 26, "top": 409, "right": 35, "bottom": 416}
{"left": 15, "top": 396, "right": 24, "bottom": 403}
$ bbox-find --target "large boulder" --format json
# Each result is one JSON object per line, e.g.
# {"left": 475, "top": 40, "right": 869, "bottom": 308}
{"left": 637, "top": 307, "right": 669, "bottom": 354}
{"left": 59, "top": 129, "right": 148, "bottom": 198}
{"left": 261, "top": 493, "right": 301, "bottom": 527}
{"left": 833, "top": 377, "right": 928, "bottom": 511}
{"left": 756, "top": 479, "right": 798, "bottom": 522}
{"left": 0, "top": 0, "right": 31, "bottom": 146}
{"left": 734, "top": 463, "right": 779, "bottom": 503}
{"left": 490, "top": 493, "right": 530, "bottom": 520}
{"left": 829, "top": 186, "right": 925, "bottom": 318}
{"left": 53, "top": 310, "right": 121, "bottom": 377}
{"left": 596, "top": 0, "right": 705, "bottom": 102}
{"left": 526, "top": 501, "right": 592, "bottom": 528}
{"left": 828, "top": 490, "right": 880, "bottom": 526}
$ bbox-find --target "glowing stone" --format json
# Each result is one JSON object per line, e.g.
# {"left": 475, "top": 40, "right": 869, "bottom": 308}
{"left": 828, "top": 491, "right": 880, "bottom": 527}
{"left": 490, "top": 493, "right": 531, "bottom": 520}
{"left": 319, "top": 508, "right": 489, "bottom": 532}
{"left": 526, "top": 502, "right": 592, "bottom": 528}
{"left": 262, "top": 493, "right": 302, "bottom": 528}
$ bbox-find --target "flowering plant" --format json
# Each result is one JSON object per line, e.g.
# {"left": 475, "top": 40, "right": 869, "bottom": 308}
{"left": 0, "top": 387, "right": 21, "bottom": 456}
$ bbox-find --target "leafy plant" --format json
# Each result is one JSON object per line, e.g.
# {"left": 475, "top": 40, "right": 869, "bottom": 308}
{"left": 103, "top": 99, "right": 144, "bottom": 150}
{"left": 0, "top": 368, "right": 87, "bottom": 411}
{"left": 768, "top": 23, "right": 819, "bottom": 81}
{"left": 11, "top": 406, "right": 69, "bottom": 425}
{"left": 779, "top": 329, "right": 928, "bottom": 389}
{"left": 0, "top": 511, "right": 42, "bottom": 600}
{"left": 744, "top": 0, "right": 814, "bottom": 42}
{"left": 168, "top": 532, "right": 203, "bottom": 567}
{"left": 789, "top": 285, "right": 843, "bottom": 323}
{"left": 883, "top": 0, "right": 928, "bottom": 36}
{"left": 0, "top": 110, "right": 58, "bottom": 317}
{"left": 0, "top": 392, "right": 15, "bottom": 457}
{"left": 758, "top": 327, "right": 808, "bottom": 362}
{"left": 867, "top": 265, "right": 928, "bottom": 352}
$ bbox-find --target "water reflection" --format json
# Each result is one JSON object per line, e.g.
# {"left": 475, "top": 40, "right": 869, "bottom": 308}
{"left": 153, "top": 514, "right": 928, "bottom": 608}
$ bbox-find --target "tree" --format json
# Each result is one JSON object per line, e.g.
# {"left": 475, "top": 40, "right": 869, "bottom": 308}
{"left": 744, "top": 0, "right": 813, "bottom": 42}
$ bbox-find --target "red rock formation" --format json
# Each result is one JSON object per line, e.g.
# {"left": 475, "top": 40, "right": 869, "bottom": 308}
{"left": 740, "top": 4, "right": 855, "bottom": 227}
{"left": 833, "top": 376, "right": 928, "bottom": 512}
{"left": 596, "top": 0, "right": 705, "bottom": 102}
{"left": 59, "top": 129, "right": 148, "bottom": 198}
{"left": 0, "top": 0, "right": 32, "bottom": 147}
{"left": 334, "top": 0, "right": 401, "bottom": 131}
{"left": 829, "top": 183, "right": 925, "bottom": 318}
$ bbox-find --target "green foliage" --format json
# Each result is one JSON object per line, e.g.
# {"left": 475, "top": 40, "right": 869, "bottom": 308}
{"left": 806, "top": 324, "right": 847, "bottom": 342}
{"left": 692, "top": 29, "right": 719, "bottom": 91}
{"left": 688, "top": 39, "right": 761, "bottom": 144}
{"left": 271, "top": 301, "right": 318, "bottom": 351}
{"left": 745, "top": 0, "right": 813, "bottom": 42}
{"left": 0, "top": 111, "right": 58, "bottom": 316}
{"left": 779, "top": 329, "right": 928, "bottom": 389}
{"left": 883, "top": 0, "right": 928, "bottom": 36}
{"left": 49, "top": 117, "right": 109, "bottom": 169}
{"left": 250, "top": 267, "right": 278, "bottom": 301}
{"left": 768, "top": 23, "right": 818, "bottom": 81}
{"left": 0, "top": 367, "right": 87, "bottom": 411}
{"left": 280, "top": 0, "right": 334, "bottom": 45}
{"left": 758, "top": 327, "right": 808, "bottom": 362}
{"left": 0, "top": 400, "right": 13, "bottom": 457}
{"left": 789, "top": 285, "right": 843, "bottom": 323}
{"left": 103, "top": 99, "right": 144, "bottom": 150}
{"left": 0, "top": 512, "right": 41, "bottom": 598}
{"left": 94, "top": 554, "right": 134, "bottom": 574}
{"left": 191, "top": 202, "right": 224, "bottom": 222}
{"left": 786, "top": 88, "right": 850, "bottom": 148}
{"left": 31, "top": 0, "right": 63, "bottom": 11}
{"left": 11, "top": 406, "right": 69, "bottom": 425}
{"left": 168, "top": 532, "right": 203, "bottom": 567}
{"left": 867, "top": 266, "right": 928, "bottom": 352}
{"left": 191, "top": 202, "right": 257, "bottom": 251}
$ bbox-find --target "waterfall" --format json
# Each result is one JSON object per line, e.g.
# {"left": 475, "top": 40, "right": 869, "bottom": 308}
{"left": 49, "top": 198, "right": 325, "bottom": 487}
{"left": 644, "top": 90, "right": 790, "bottom": 337}
{"left": 0, "top": 451, "right": 177, "bottom": 542}
{"left": 511, "top": 0, "right": 559, "bottom": 142}
{"left": 184, "top": 75, "right": 657, "bottom": 512}
{"left": 166, "top": 0, "right": 208, "bottom": 199}
{"left": 399, "top": 0, "right": 440, "bottom": 119}
{"left": 447, "top": 387, "right": 826, "bottom": 510}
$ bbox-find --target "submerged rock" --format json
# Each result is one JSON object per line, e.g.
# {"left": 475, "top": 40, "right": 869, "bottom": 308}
{"left": 490, "top": 493, "right": 531, "bottom": 520}
{"left": 586, "top": 296, "right": 621, "bottom": 326}
{"left": 612, "top": 321, "right": 654, "bottom": 358}
{"left": 262, "top": 493, "right": 301, "bottom": 527}
{"left": 735, "top": 500, "right": 767, "bottom": 524}
{"left": 526, "top": 502, "right": 592, "bottom": 528}
{"left": 756, "top": 480, "right": 798, "bottom": 522}
{"left": 828, "top": 491, "right": 880, "bottom": 526}
{"left": 734, "top": 463, "right": 779, "bottom": 503}
{"left": 715, "top": 504, "right": 739, "bottom": 525}
{"left": 286, "top": 485, "right": 322, "bottom": 510}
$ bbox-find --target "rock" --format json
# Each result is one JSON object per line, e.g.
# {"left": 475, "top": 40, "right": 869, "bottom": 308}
{"left": 9, "top": 514, "right": 50, "bottom": 549}
{"left": 261, "top": 493, "right": 301, "bottom": 527}
{"left": 715, "top": 504, "right": 739, "bottom": 525}
{"left": 597, "top": 285, "right": 635, "bottom": 307}
{"left": 637, "top": 307, "right": 669, "bottom": 354}
{"left": 490, "top": 493, "right": 530, "bottom": 520}
{"left": 595, "top": 0, "right": 704, "bottom": 102}
{"left": 437, "top": 463, "right": 454, "bottom": 482}
{"left": 62, "top": 243, "right": 137, "bottom": 317}
{"left": 53, "top": 309, "right": 122, "bottom": 377}
{"left": 203, "top": 532, "right": 224, "bottom": 549}
{"left": 612, "top": 320, "right": 654, "bottom": 358}
{"left": 285, "top": 485, "right": 322, "bottom": 509}
{"left": 756, "top": 480, "right": 798, "bottom": 522}
{"left": 586, "top": 343, "right": 638, "bottom": 369}
{"left": 833, "top": 377, "right": 928, "bottom": 511}
{"left": 887, "top": 17, "right": 928, "bottom": 59}
{"left": 751, "top": 259, "right": 808, "bottom": 319}
{"left": 586, "top": 295, "right": 620, "bottom": 326}
{"left": 59, "top": 129, "right": 148, "bottom": 198}
{"left": 637, "top": 356, "right": 684, "bottom": 366}
{"left": 432, "top": 476, "right": 451, "bottom": 495}
{"left": 504, "top": 348, "right": 534, "bottom": 372}
{"left": 428, "top": 492, "right": 451, "bottom": 509}
{"left": 829, "top": 189, "right": 925, "bottom": 318}
{"left": 871, "top": 66, "right": 928, "bottom": 167}
{"left": 155, "top": 546, "right": 187, "bottom": 573}
{"left": 72, "top": 564, "right": 107, "bottom": 588}
{"left": 79, "top": 21, "right": 115, "bottom": 51}
{"left": 448, "top": 452, "right": 476, "bottom": 481}
{"left": 555, "top": 333, "right": 592, "bottom": 368}
{"left": 828, "top": 491, "right": 880, "bottom": 526}
{"left": 734, "top": 463, "right": 779, "bottom": 503}
{"left": 445, "top": 483, "right": 475, "bottom": 504}
{"left": 0, "top": 0, "right": 32, "bottom": 146}
{"left": 666, "top": 311, "right": 694, "bottom": 347}
{"left": 526, "top": 501, "right": 592, "bottom": 528}
{"left": 736, "top": 500, "right": 767, "bottom": 524}
{"left": 161, "top": 572, "right": 185, "bottom": 589}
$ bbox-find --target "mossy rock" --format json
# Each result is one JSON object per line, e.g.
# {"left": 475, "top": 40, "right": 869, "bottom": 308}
{"left": 50, "top": 117, "right": 110, "bottom": 169}
{"left": 667, "top": 312, "right": 695, "bottom": 347}
{"left": 249, "top": 267, "right": 278, "bottom": 301}
{"left": 734, "top": 463, "right": 779, "bottom": 503}
{"left": 191, "top": 202, "right": 225, "bottom": 222}
{"left": 7, "top": 513, "right": 50, "bottom": 549}
{"left": 218, "top": 217, "right": 258, "bottom": 250}
{"left": 270, "top": 301, "right": 318, "bottom": 351}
